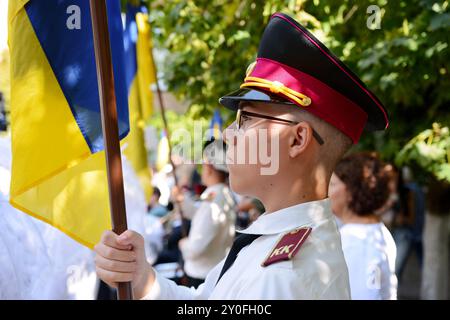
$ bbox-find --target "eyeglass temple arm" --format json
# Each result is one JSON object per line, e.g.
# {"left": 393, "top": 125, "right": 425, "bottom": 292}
{"left": 241, "top": 110, "right": 324, "bottom": 145}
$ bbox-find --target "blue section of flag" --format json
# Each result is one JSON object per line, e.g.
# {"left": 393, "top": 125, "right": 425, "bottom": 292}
{"left": 25, "top": 0, "right": 129, "bottom": 153}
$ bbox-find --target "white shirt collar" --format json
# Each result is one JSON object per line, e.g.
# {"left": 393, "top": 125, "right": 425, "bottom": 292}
{"left": 239, "top": 198, "right": 332, "bottom": 235}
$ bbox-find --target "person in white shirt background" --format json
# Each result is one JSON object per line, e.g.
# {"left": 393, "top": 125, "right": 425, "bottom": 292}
{"left": 171, "top": 138, "right": 237, "bottom": 288}
{"left": 329, "top": 152, "right": 398, "bottom": 300}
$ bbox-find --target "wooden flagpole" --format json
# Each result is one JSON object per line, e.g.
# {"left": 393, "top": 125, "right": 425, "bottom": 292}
{"left": 89, "top": 0, "right": 133, "bottom": 300}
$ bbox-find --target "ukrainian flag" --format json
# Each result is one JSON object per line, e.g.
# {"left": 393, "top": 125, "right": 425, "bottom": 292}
{"left": 122, "top": 3, "right": 155, "bottom": 203}
{"left": 209, "top": 109, "right": 223, "bottom": 140}
{"left": 8, "top": 0, "right": 129, "bottom": 248}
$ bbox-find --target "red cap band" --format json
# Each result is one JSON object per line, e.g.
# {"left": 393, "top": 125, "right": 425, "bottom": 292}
{"left": 246, "top": 57, "right": 368, "bottom": 143}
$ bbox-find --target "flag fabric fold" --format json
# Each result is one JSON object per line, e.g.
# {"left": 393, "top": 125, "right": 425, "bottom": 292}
{"left": 209, "top": 109, "right": 223, "bottom": 140}
{"left": 8, "top": 0, "right": 129, "bottom": 248}
{"left": 123, "top": 3, "right": 155, "bottom": 202}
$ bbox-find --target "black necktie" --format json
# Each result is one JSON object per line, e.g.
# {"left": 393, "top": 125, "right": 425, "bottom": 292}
{"left": 216, "top": 233, "right": 262, "bottom": 285}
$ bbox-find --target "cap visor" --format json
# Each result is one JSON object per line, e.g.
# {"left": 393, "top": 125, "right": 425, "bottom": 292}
{"left": 219, "top": 88, "right": 294, "bottom": 111}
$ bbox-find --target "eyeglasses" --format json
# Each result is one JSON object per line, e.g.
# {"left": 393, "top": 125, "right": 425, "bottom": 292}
{"left": 236, "top": 109, "right": 324, "bottom": 145}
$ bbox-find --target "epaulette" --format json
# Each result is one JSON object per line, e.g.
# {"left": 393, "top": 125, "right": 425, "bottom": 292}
{"left": 262, "top": 227, "right": 312, "bottom": 267}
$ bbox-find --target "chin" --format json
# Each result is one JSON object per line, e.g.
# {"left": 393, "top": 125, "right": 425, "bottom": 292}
{"left": 228, "top": 175, "right": 242, "bottom": 193}
{"left": 228, "top": 172, "right": 250, "bottom": 196}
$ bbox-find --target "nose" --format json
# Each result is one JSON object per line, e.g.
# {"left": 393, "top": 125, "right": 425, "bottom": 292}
{"left": 222, "top": 122, "right": 237, "bottom": 146}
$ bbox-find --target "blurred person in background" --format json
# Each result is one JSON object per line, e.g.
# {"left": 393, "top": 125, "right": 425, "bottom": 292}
{"left": 149, "top": 161, "right": 198, "bottom": 274}
{"left": 171, "top": 139, "right": 237, "bottom": 288}
{"left": 390, "top": 167, "right": 425, "bottom": 282}
{"left": 151, "top": 163, "right": 200, "bottom": 272}
{"left": 235, "top": 196, "right": 265, "bottom": 230}
{"left": 147, "top": 187, "right": 169, "bottom": 218}
{"left": 0, "top": 92, "right": 6, "bottom": 132}
{"left": 143, "top": 187, "right": 171, "bottom": 266}
{"left": 375, "top": 164, "right": 400, "bottom": 230}
{"left": 329, "top": 152, "right": 398, "bottom": 300}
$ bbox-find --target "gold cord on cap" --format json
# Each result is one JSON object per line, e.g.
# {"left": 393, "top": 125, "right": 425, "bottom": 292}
{"left": 240, "top": 76, "right": 312, "bottom": 107}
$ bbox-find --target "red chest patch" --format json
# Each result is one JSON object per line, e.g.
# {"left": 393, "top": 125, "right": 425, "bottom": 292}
{"left": 261, "top": 227, "right": 312, "bottom": 267}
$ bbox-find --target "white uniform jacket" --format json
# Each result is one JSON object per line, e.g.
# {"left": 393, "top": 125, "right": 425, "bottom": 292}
{"left": 179, "top": 183, "right": 237, "bottom": 279}
{"left": 144, "top": 198, "right": 350, "bottom": 299}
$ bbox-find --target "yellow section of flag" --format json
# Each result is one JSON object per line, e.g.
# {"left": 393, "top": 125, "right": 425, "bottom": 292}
{"left": 8, "top": 1, "right": 114, "bottom": 248}
{"left": 123, "top": 10, "right": 156, "bottom": 202}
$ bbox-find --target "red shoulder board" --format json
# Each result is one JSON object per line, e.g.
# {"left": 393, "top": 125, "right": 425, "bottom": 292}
{"left": 261, "top": 227, "right": 312, "bottom": 267}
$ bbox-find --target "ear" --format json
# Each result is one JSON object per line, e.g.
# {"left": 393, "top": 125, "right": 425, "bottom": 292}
{"left": 288, "top": 122, "right": 313, "bottom": 158}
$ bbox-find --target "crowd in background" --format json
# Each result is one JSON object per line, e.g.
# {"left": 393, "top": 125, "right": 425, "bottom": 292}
{"left": 113, "top": 141, "right": 426, "bottom": 300}
{"left": 0, "top": 127, "right": 426, "bottom": 299}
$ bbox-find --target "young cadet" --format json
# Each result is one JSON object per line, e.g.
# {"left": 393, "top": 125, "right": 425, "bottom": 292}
{"left": 94, "top": 13, "right": 389, "bottom": 299}
{"left": 173, "top": 139, "right": 237, "bottom": 289}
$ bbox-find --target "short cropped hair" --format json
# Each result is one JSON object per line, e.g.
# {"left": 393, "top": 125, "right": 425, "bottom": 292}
{"left": 294, "top": 109, "right": 352, "bottom": 171}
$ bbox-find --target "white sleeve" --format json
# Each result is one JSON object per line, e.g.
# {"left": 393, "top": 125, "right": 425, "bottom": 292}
{"left": 180, "top": 194, "right": 200, "bottom": 220}
{"left": 141, "top": 262, "right": 223, "bottom": 300}
{"left": 141, "top": 270, "right": 203, "bottom": 300}
{"left": 234, "top": 268, "right": 318, "bottom": 300}
{"left": 179, "top": 202, "right": 219, "bottom": 259}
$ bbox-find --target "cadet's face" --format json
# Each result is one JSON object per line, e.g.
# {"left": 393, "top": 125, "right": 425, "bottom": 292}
{"left": 200, "top": 163, "right": 211, "bottom": 185}
{"left": 223, "top": 102, "right": 295, "bottom": 195}
{"left": 329, "top": 173, "right": 349, "bottom": 218}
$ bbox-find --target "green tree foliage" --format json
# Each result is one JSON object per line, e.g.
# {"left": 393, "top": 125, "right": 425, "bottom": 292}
{"left": 396, "top": 123, "right": 450, "bottom": 184}
{"left": 148, "top": 0, "right": 277, "bottom": 123}
{"left": 395, "top": 123, "right": 450, "bottom": 215}
{"left": 310, "top": 0, "right": 450, "bottom": 159}
{"left": 144, "top": 0, "right": 449, "bottom": 161}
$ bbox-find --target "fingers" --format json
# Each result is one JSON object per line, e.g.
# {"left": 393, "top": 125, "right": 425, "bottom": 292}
{"left": 94, "top": 230, "right": 148, "bottom": 289}
{"left": 95, "top": 254, "right": 137, "bottom": 273}
{"left": 100, "top": 230, "right": 131, "bottom": 250}
{"left": 117, "top": 230, "right": 144, "bottom": 250}
{"left": 94, "top": 241, "right": 136, "bottom": 262}
{"left": 95, "top": 267, "right": 133, "bottom": 285}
